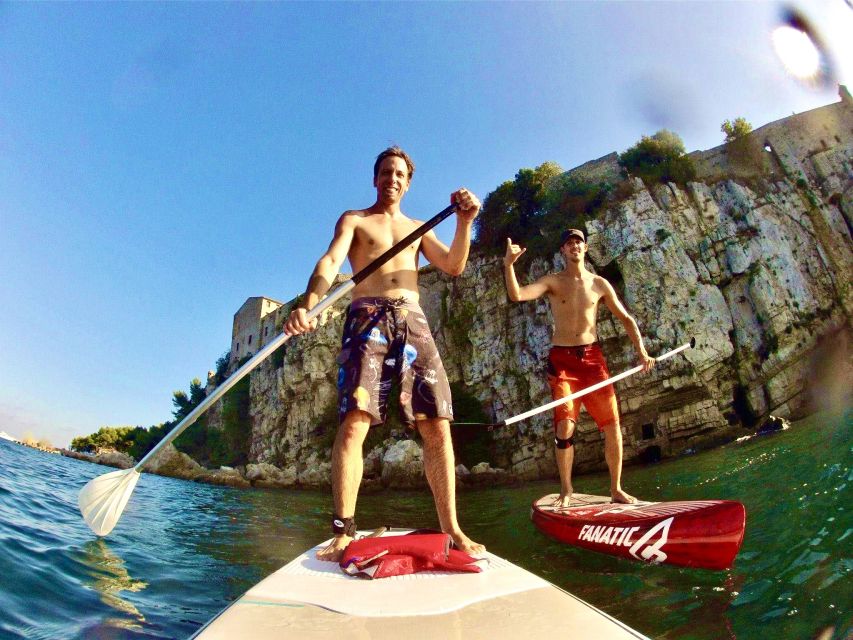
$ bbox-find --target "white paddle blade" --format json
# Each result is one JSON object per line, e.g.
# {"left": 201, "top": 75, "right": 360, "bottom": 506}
{"left": 78, "top": 467, "right": 141, "bottom": 536}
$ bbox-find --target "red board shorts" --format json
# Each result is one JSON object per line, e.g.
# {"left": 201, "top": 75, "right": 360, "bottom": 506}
{"left": 337, "top": 297, "right": 453, "bottom": 426}
{"left": 546, "top": 343, "right": 619, "bottom": 431}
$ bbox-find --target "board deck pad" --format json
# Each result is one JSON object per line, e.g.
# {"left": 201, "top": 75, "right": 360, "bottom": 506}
{"left": 532, "top": 493, "right": 746, "bottom": 570}
{"left": 247, "top": 538, "right": 542, "bottom": 617}
{"left": 192, "top": 529, "right": 650, "bottom": 639}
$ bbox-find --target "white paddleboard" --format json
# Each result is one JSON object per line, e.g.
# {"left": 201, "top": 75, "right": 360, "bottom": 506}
{"left": 191, "top": 529, "right": 649, "bottom": 639}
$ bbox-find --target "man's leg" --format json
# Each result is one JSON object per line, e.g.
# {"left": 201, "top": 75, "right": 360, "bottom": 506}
{"left": 418, "top": 417, "right": 485, "bottom": 556}
{"left": 603, "top": 422, "right": 636, "bottom": 504}
{"left": 553, "top": 418, "right": 576, "bottom": 507}
{"left": 316, "top": 409, "right": 371, "bottom": 561}
{"left": 546, "top": 350, "right": 578, "bottom": 508}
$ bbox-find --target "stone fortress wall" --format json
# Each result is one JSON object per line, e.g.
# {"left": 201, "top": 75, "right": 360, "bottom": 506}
{"left": 230, "top": 296, "right": 285, "bottom": 364}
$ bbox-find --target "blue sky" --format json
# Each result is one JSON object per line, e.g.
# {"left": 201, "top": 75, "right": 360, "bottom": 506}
{"left": 1, "top": 1, "right": 850, "bottom": 447}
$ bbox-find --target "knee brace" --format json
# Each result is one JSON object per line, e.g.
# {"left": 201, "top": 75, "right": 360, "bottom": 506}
{"left": 554, "top": 435, "right": 575, "bottom": 450}
{"left": 332, "top": 514, "right": 357, "bottom": 537}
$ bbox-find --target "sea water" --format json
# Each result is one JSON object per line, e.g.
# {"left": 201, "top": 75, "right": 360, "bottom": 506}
{"left": 0, "top": 409, "right": 849, "bottom": 639}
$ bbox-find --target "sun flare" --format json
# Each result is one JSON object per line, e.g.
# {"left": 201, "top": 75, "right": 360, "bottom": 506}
{"left": 771, "top": 25, "right": 822, "bottom": 80}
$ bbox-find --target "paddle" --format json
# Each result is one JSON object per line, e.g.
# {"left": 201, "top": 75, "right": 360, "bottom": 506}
{"left": 79, "top": 202, "right": 458, "bottom": 536}
{"left": 454, "top": 339, "right": 695, "bottom": 430}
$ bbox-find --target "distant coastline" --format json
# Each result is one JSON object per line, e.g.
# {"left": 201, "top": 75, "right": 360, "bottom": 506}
{"left": 0, "top": 433, "right": 60, "bottom": 454}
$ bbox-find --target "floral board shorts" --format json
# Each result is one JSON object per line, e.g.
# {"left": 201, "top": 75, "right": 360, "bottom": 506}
{"left": 546, "top": 343, "right": 619, "bottom": 431}
{"left": 337, "top": 297, "right": 453, "bottom": 426}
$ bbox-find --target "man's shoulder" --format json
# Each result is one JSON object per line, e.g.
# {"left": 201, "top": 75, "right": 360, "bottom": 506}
{"left": 340, "top": 208, "right": 369, "bottom": 220}
{"left": 591, "top": 273, "right": 615, "bottom": 292}
{"left": 335, "top": 209, "right": 370, "bottom": 230}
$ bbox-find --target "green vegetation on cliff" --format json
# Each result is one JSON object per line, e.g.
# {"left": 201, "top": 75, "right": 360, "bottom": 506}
{"left": 473, "top": 129, "right": 697, "bottom": 261}
{"left": 617, "top": 129, "right": 696, "bottom": 185}
{"left": 721, "top": 117, "right": 753, "bottom": 142}
{"left": 72, "top": 356, "right": 253, "bottom": 469}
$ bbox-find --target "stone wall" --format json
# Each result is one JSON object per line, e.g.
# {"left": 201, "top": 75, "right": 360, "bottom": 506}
{"left": 230, "top": 296, "right": 283, "bottom": 365}
{"left": 692, "top": 86, "right": 853, "bottom": 191}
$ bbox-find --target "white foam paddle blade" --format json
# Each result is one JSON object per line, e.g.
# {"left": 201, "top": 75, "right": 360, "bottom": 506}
{"left": 78, "top": 467, "right": 141, "bottom": 536}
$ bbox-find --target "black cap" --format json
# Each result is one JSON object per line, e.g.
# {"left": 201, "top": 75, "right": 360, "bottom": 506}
{"left": 560, "top": 228, "right": 585, "bottom": 245}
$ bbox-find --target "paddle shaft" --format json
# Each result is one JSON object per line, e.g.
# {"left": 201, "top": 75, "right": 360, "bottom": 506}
{"left": 136, "top": 203, "right": 458, "bottom": 470}
{"left": 457, "top": 339, "right": 694, "bottom": 430}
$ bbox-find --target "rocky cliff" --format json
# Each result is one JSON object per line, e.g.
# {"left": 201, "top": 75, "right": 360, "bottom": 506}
{"left": 210, "top": 94, "right": 852, "bottom": 490}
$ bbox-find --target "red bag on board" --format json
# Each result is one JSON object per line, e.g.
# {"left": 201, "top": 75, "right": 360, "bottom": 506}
{"left": 340, "top": 532, "right": 483, "bottom": 579}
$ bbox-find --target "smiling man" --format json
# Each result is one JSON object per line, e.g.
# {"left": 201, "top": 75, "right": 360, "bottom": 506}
{"left": 503, "top": 229, "right": 655, "bottom": 507}
{"left": 285, "top": 146, "right": 484, "bottom": 561}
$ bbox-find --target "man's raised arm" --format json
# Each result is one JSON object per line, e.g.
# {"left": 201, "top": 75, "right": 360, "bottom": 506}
{"left": 503, "top": 237, "right": 550, "bottom": 302}
{"left": 284, "top": 213, "right": 356, "bottom": 335}
{"left": 419, "top": 188, "right": 480, "bottom": 277}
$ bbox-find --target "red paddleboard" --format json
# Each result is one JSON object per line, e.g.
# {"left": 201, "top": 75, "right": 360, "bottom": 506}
{"left": 531, "top": 493, "right": 746, "bottom": 570}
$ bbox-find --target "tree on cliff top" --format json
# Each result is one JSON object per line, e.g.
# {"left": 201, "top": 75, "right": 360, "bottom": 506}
{"left": 71, "top": 362, "right": 252, "bottom": 467}
{"left": 721, "top": 117, "right": 753, "bottom": 143}
{"left": 720, "top": 117, "right": 765, "bottom": 176}
{"left": 618, "top": 129, "right": 696, "bottom": 185}
{"left": 172, "top": 378, "right": 206, "bottom": 421}
{"left": 473, "top": 162, "right": 563, "bottom": 252}
{"left": 474, "top": 161, "right": 617, "bottom": 257}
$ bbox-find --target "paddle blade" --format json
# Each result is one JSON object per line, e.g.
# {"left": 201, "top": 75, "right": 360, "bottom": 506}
{"left": 78, "top": 467, "right": 141, "bottom": 536}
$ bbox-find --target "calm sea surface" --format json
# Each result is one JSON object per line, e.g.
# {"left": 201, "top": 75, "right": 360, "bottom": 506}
{"left": 0, "top": 410, "right": 850, "bottom": 640}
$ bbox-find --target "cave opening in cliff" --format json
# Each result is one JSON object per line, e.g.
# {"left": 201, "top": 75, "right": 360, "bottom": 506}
{"left": 731, "top": 384, "right": 759, "bottom": 428}
{"left": 449, "top": 382, "right": 495, "bottom": 468}
{"left": 595, "top": 260, "right": 624, "bottom": 291}
{"left": 638, "top": 445, "right": 662, "bottom": 464}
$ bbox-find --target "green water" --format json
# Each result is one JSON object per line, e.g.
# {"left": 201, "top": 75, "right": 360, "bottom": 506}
{"left": 1, "top": 410, "right": 849, "bottom": 639}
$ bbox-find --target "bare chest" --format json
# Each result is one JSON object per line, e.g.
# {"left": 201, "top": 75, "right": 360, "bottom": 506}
{"left": 549, "top": 277, "right": 600, "bottom": 314}
{"left": 351, "top": 216, "right": 421, "bottom": 264}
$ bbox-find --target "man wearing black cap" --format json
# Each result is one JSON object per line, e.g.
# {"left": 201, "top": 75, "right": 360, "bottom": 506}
{"left": 503, "top": 230, "right": 655, "bottom": 506}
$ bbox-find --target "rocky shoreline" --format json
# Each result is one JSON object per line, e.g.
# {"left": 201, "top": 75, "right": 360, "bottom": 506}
{"left": 59, "top": 417, "right": 794, "bottom": 493}
{"left": 60, "top": 436, "right": 530, "bottom": 492}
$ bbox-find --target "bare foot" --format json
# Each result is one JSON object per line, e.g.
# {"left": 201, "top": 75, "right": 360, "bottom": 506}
{"left": 316, "top": 534, "right": 352, "bottom": 562}
{"left": 551, "top": 491, "right": 573, "bottom": 508}
{"left": 611, "top": 489, "right": 637, "bottom": 504}
{"left": 449, "top": 531, "right": 486, "bottom": 557}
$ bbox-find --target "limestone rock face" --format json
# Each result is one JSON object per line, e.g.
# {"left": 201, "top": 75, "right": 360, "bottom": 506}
{"left": 245, "top": 462, "right": 297, "bottom": 488}
{"left": 466, "top": 462, "right": 509, "bottom": 487}
{"left": 145, "top": 443, "right": 205, "bottom": 481}
{"left": 199, "top": 467, "right": 251, "bottom": 488}
{"left": 209, "top": 98, "right": 852, "bottom": 488}
{"left": 380, "top": 439, "right": 424, "bottom": 489}
{"left": 62, "top": 448, "right": 135, "bottom": 470}
{"left": 248, "top": 303, "right": 347, "bottom": 480}
{"left": 296, "top": 451, "right": 332, "bottom": 488}
{"left": 96, "top": 450, "right": 135, "bottom": 469}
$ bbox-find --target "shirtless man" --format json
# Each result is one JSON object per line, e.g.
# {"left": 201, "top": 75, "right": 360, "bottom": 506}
{"left": 503, "top": 229, "right": 655, "bottom": 506}
{"left": 285, "top": 146, "right": 485, "bottom": 561}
